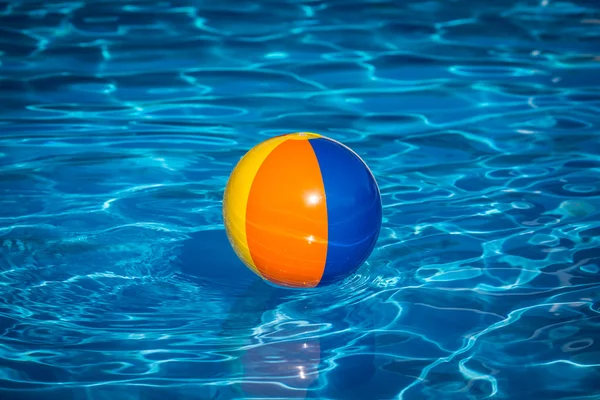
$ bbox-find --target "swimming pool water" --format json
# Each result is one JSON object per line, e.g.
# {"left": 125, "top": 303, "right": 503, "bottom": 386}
{"left": 1, "top": 0, "right": 600, "bottom": 399}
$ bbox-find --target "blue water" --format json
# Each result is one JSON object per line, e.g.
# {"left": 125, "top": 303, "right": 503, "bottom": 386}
{"left": 1, "top": 0, "right": 600, "bottom": 399}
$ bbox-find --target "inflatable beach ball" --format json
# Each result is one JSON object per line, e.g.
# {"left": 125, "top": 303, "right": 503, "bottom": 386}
{"left": 223, "top": 132, "right": 382, "bottom": 288}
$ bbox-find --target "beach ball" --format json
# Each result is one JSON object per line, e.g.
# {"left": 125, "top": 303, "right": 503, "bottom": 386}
{"left": 223, "top": 132, "right": 382, "bottom": 288}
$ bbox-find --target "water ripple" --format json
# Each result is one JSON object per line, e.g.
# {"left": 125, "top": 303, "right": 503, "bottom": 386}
{"left": 1, "top": 0, "right": 600, "bottom": 399}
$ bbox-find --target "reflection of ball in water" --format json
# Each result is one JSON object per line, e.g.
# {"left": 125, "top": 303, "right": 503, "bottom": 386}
{"left": 223, "top": 132, "right": 382, "bottom": 288}
{"left": 240, "top": 339, "right": 321, "bottom": 397}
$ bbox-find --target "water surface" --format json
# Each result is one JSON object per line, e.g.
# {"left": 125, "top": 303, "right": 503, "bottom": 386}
{"left": 1, "top": 0, "right": 600, "bottom": 399}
